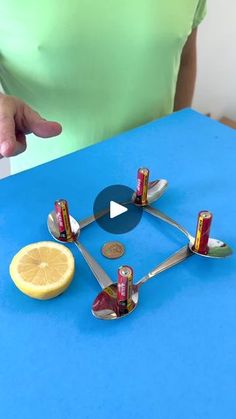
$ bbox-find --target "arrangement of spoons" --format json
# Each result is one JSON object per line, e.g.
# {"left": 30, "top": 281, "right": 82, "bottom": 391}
{"left": 47, "top": 169, "right": 232, "bottom": 320}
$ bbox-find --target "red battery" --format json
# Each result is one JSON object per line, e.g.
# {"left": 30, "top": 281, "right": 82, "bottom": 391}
{"left": 54, "top": 199, "right": 73, "bottom": 241}
{"left": 135, "top": 168, "right": 149, "bottom": 205}
{"left": 117, "top": 265, "right": 133, "bottom": 307}
{"left": 194, "top": 210, "right": 213, "bottom": 254}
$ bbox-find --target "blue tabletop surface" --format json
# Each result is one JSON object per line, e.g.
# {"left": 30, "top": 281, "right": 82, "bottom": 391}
{"left": 0, "top": 109, "right": 236, "bottom": 419}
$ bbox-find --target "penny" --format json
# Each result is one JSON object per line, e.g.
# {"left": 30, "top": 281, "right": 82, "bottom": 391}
{"left": 101, "top": 241, "right": 125, "bottom": 259}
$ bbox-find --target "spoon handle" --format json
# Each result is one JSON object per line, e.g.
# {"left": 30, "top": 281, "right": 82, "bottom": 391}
{"left": 74, "top": 241, "right": 113, "bottom": 289}
{"left": 144, "top": 205, "right": 191, "bottom": 240}
{"left": 79, "top": 207, "right": 109, "bottom": 229}
{"left": 137, "top": 245, "right": 192, "bottom": 287}
{"left": 79, "top": 200, "right": 132, "bottom": 229}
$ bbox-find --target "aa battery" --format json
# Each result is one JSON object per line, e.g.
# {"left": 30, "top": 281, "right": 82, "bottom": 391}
{"left": 117, "top": 265, "right": 133, "bottom": 307}
{"left": 135, "top": 168, "right": 149, "bottom": 205}
{"left": 194, "top": 210, "right": 213, "bottom": 254}
{"left": 54, "top": 199, "right": 73, "bottom": 241}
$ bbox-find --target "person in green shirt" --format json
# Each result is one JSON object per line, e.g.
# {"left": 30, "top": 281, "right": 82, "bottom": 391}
{"left": 0, "top": 1, "right": 206, "bottom": 174}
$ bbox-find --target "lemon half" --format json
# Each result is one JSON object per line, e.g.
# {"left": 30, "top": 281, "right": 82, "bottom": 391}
{"left": 9, "top": 241, "right": 75, "bottom": 300}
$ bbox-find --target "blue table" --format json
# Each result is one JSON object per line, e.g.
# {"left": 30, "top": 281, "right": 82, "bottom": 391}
{"left": 0, "top": 109, "right": 235, "bottom": 419}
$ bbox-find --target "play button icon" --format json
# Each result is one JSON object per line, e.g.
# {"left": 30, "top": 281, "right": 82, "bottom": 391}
{"left": 93, "top": 185, "right": 143, "bottom": 234}
{"left": 110, "top": 201, "right": 128, "bottom": 219}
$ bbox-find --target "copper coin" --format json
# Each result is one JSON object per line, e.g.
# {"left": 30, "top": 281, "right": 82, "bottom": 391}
{"left": 101, "top": 241, "right": 125, "bottom": 259}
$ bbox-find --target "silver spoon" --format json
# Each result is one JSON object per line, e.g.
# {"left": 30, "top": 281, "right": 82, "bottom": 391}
{"left": 132, "top": 178, "right": 168, "bottom": 207}
{"left": 92, "top": 245, "right": 192, "bottom": 320}
{"left": 79, "top": 179, "right": 168, "bottom": 229}
{"left": 144, "top": 206, "right": 233, "bottom": 259}
{"left": 47, "top": 211, "right": 113, "bottom": 289}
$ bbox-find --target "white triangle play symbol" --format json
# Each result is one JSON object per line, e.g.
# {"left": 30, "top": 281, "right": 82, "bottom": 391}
{"left": 110, "top": 201, "right": 128, "bottom": 219}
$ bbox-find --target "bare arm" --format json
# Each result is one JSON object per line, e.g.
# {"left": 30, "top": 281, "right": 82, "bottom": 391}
{"left": 174, "top": 28, "right": 198, "bottom": 111}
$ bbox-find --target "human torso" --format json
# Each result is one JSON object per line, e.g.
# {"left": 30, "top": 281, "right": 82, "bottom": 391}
{"left": 0, "top": 1, "right": 200, "bottom": 172}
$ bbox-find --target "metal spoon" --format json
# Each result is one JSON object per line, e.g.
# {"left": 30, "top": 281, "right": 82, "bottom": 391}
{"left": 92, "top": 245, "right": 192, "bottom": 320}
{"left": 132, "top": 179, "right": 168, "bottom": 207}
{"left": 47, "top": 211, "right": 113, "bottom": 289}
{"left": 79, "top": 179, "right": 168, "bottom": 229}
{"left": 144, "top": 206, "right": 233, "bottom": 259}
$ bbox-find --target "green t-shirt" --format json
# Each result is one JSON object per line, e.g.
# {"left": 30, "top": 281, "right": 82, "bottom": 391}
{"left": 0, "top": 0, "right": 206, "bottom": 174}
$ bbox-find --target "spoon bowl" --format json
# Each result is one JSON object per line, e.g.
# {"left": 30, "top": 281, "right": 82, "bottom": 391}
{"left": 189, "top": 236, "right": 233, "bottom": 258}
{"left": 133, "top": 179, "right": 168, "bottom": 207}
{"left": 92, "top": 284, "right": 139, "bottom": 320}
{"left": 47, "top": 211, "right": 80, "bottom": 243}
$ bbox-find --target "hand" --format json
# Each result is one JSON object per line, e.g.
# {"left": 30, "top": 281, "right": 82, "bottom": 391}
{"left": 0, "top": 93, "right": 62, "bottom": 158}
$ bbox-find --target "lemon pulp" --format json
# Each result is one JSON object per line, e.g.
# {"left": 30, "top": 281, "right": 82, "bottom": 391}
{"left": 9, "top": 241, "right": 75, "bottom": 299}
